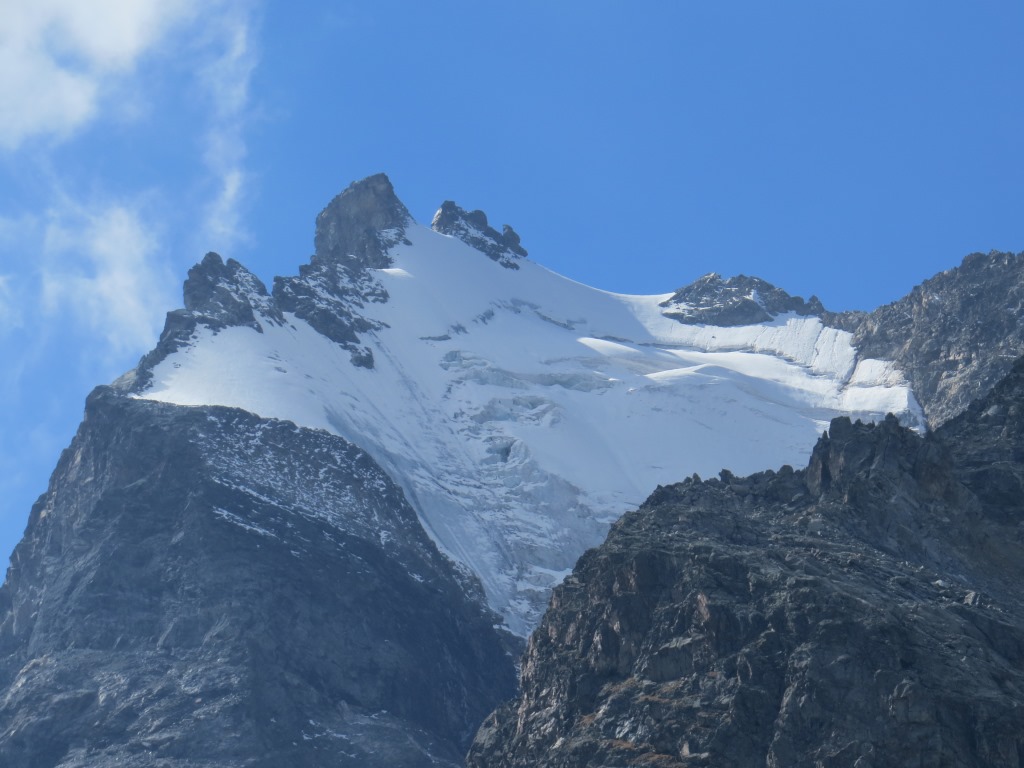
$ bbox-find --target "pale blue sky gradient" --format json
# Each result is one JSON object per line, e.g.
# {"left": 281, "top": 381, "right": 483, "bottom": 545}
{"left": 1, "top": 1, "right": 1022, "bottom": 563}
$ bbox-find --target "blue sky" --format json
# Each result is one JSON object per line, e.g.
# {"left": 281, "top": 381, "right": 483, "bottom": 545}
{"left": 1, "top": 1, "right": 1022, "bottom": 564}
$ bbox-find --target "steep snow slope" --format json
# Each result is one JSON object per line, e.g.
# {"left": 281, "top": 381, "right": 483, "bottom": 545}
{"left": 138, "top": 185, "right": 922, "bottom": 635}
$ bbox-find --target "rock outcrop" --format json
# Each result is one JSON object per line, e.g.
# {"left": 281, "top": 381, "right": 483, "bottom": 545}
{"left": 312, "top": 173, "right": 412, "bottom": 269}
{"left": 660, "top": 273, "right": 826, "bottom": 326}
{"left": 431, "top": 201, "right": 527, "bottom": 269}
{"left": 126, "top": 253, "right": 283, "bottom": 391}
{"left": 0, "top": 388, "right": 516, "bottom": 767}
{"left": 273, "top": 174, "right": 412, "bottom": 368}
{"left": 662, "top": 251, "right": 1024, "bottom": 430}
{"left": 837, "top": 249, "right": 1024, "bottom": 428}
{"left": 468, "top": 360, "right": 1024, "bottom": 768}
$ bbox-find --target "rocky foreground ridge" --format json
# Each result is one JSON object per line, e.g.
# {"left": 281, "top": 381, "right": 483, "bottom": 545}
{"left": 469, "top": 358, "right": 1024, "bottom": 767}
{"left": 0, "top": 389, "right": 516, "bottom": 767}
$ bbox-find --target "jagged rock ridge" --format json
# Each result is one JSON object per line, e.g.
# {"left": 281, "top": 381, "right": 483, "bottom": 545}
{"left": 0, "top": 388, "right": 516, "bottom": 767}
{"left": 468, "top": 359, "right": 1024, "bottom": 768}
{"left": 660, "top": 251, "right": 1024, "bottom": 430}
{"left": 273, "top": 174, "right": 414, "bottom": 368}
{"left": 131, "top": 174, "right": 933, "bottom": 635}
{"left": 844, "top": 249, "right": 1024, "bottom": 428}
{"left": 128, "top": 253, "right": 283, "bottom": 390}
{"left": 431, "top": 201, "right": 527, "bottom": 269}
{"left": 660, "top": 272, "right": 826, "bottom": 326}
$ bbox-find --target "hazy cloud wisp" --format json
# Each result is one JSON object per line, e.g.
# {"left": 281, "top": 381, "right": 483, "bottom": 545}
{"left": 0, "top": 0, "right": 199, "bottom": 149}
{"left": 198, "top": 8, "right": 259, "bottom": 253}
{"left": 41, "top": 202, "right": 175, "bottom": 355}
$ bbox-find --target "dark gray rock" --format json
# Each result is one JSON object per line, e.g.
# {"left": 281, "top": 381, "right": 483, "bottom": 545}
{"left": 842, "top": 250, "right": 1024, "bottom": 428}
{"left": 272, "top": 260, "right": 386, "bottom": 369}
{"left": 660, "top": 273, "right": 826, "bottom": 326}
{"left": 313, "top": 173, "right": 412, "bottom": 269}
{"left": 272, "top": 174, "right": 417, "bottom": 368}
{"left": 469, "top": 364, "right": 1024, "bottom": 767}
{"left": 182, "top": 252, "right": 284, "bottom": 332}
{"left": 128, "top": 176, "right": 414, "bottom": 377}
{"left": 125, "top": 253, "right": 283, "bottom": 392}
{"left": 935, "top": 355, "right": 1024, "bottom": 547}
{"left": 0, "top": 388, "right": 517, "bottom": 767}
{"left": 431, "top": 201, "right": 527, "bottom": 269}
{"left": 662, "top": 251, "right": 1024, "bottom": 430}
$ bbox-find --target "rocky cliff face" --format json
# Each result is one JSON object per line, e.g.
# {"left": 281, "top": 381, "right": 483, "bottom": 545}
{"left": 431, "top": 201, "right": 527, "bottom": 269}
{"left": 838, "top": 249, "right": 1024, "bottom": 428}
{"left": 660, "top": 273, "right": 826, "bottom": 326}
{"left": 0, "top": 388, "right": 516, "bottom": 767}
{"left": 661, "top": 250, "right": 1024, "bottom": 430}
{"left": 468, "top": 360, "right": 1024, "bottom": 768}
{"left": 273, "top": 174, "right": 411, "bottom": 368}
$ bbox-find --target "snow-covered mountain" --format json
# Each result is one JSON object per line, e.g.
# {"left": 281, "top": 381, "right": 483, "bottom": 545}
{"left": 123, "top": 174, "right": 923, "bottom": 635}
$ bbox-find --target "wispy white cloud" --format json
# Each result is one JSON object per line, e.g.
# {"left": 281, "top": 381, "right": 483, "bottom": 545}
{"left": 0, "top": 0, "right": 199, "bottom": 149}
{"left": 0, "top": 275, "right": 19, "bottom": 330}
{"left": 1, "top": 1, "right": 262, "bottom": 360}
{"left": 40, "top": 200, "right": 176, "bottom": 355}
{"left": 0, "top": 215, "right": 38, "bottom": 333}
{"left": 196, "top": 7, "right": 260, "bottom": 253}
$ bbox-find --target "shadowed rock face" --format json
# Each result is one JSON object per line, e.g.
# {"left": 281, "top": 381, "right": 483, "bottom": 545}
{"left": 838, "top": 249, "right": 1024, "bottom": 428}
{"left": 274, "top": 173, "right": 412, "bottom": 368}
{"left": 431, "top": 201, "right": 527, "bottom": 269}
{"left": 468, "top": 362, "right": 1024, "bottom": 768}
{"left": 0, "top": 387, "right": 516, "bottom": 768}
{"left": 312, "top": 173, "right": 413, "bottom": 269}
{"left": 661, "top": 251, "right": 1024, "bottom": 430}
{"left": 127, "top": 252, "right": 283, "bottom": 390}
{"left": 660, "top": 273, "right": 826, "bottom": 326}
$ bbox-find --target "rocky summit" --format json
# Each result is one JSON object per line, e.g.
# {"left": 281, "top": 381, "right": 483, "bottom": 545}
{"left": 660, "top": 273, "right": 827, "bottom": 326}
{"left": 431, "top": 201, "right": 528, "bottom": 269}
{"left": 839, "top": 249, "right": 1024, "bottom": 428}
{"left": 468, "top": 358, "right": 1024, "bottom": 768}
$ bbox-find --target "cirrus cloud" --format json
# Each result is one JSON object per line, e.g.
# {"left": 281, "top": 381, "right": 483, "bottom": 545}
{"left": 41, "top": 201, "right": 176, "bottom": 355}
{"left": 0, "top": 0, "right": 198, "bottom": 149}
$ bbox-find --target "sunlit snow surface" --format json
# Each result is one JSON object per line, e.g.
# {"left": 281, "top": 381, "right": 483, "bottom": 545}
{"left": 140, "top": 225, "right": 923, "bottom": 635}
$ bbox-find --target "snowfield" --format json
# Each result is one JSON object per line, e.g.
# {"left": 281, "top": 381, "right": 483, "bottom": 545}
{"left": 139, "top": 223, "right": 924, "bottom": 635}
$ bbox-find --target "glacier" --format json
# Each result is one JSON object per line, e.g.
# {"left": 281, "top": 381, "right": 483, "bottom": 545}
{"left": 135, "top": 179, "right": 924, "bottom": 635}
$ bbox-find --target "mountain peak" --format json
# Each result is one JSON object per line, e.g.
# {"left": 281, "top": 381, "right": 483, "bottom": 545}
{"left": 431, "top": 200, "right": 527, "bottom": 269}
{"left": 660, "top": 272, "right": 825, "bottom": 326}
{"left": 182, "top": 251, "right": 281, "bottom": 330}
{"left": 313, "top": 173, "right": 413, "bottom": 269}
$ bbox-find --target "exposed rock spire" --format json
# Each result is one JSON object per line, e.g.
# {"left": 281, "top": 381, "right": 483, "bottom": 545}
{"left": 313, "top": 173, "right": 412, "bottom": 269}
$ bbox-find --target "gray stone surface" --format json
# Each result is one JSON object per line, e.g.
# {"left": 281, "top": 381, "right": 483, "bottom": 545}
{"left": 127, "top": 253, "right": 283, "bottom": 391}
{"left": 273, "top": 174, "right": 414, "bottom": 368}
{"left": 662, "top": 251, "right": 1024, "bottom": 430}
{"left": 468, "top": 360, "right": 1024, "bottom": 768}
{"left": 660, "top": 272, "right": 826, "bottom": 326}
{"left": 0, "top": 388, "right": 517, "bottom": 767}
{"left": 431, "top": 201, "right": 527, "bottom": 269}
{"left": 312, "top": 173, "right": 412, "bottom": 269}
{"left": 840, "top": 250, "right": 1024, "bottom": 428}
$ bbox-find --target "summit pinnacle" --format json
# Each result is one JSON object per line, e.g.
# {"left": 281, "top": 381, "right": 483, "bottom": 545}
{"left": 313, "top": 173, "right": 413, "bottom": 269}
